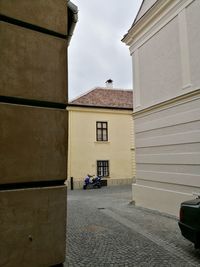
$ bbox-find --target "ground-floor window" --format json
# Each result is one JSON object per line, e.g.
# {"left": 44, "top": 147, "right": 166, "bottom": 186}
{"left": 97, "top": 160, "right": 109, "bottom": 177}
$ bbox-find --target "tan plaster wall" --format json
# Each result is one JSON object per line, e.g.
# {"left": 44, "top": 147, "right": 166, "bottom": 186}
{"left": 0, "top": 103, "right": 68, "bottom": 184}
{"left": 0, "top": 22, "right": 67, "bottom": 103}
{"left": 68, "top": 107, "right": 135, "bottom": 183}
{"left": 0, "top": 186, "right": 67, "bottom": 267}
{"left": 0, "top": 0, "right": 67, "bottom": 34}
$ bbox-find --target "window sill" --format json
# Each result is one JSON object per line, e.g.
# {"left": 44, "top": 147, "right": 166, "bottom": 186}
{"left": 94, "top": 141, "right": 110, "bottom": 144}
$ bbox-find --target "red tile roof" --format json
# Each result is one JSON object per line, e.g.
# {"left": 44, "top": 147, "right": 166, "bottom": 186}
{"left": 69, "top": 87, "right": 133, "bottom": 110}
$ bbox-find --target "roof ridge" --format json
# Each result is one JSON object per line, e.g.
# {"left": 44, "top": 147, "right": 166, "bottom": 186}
{"left": 97, "top": 87, "right": 133, "bottom": 91}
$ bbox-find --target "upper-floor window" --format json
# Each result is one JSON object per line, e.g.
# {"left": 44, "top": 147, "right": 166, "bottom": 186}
{"left": 96, "top": 121, "right": 108, "bottom": 141}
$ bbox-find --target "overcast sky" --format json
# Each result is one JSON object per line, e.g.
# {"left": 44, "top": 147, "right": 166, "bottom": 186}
{"left": 68, "top": 0, "right": 143, "bottom": 100}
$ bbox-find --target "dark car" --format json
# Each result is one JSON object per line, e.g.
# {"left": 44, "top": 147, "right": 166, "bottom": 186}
{"left": 178, "top": 195, "right": 200, "bottom": 248}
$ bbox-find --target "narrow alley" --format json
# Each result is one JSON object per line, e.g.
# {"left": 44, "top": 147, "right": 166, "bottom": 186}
{"left": 65, "top": 185, "right": 200, "bottom": 266}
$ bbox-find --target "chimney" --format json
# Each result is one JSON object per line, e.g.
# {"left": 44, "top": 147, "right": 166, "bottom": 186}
{"left": 105, "top": 79, "right": 113, "bottom": 88}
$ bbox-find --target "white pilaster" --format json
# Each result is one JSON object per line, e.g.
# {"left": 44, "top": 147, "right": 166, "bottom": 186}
{"left": 133, "top": 49, "right": 141, "bottom": 109}
{"left": 178, "top": 8, "right": 192, "bottom": 90}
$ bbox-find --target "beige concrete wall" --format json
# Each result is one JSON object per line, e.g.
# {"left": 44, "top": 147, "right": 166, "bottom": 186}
{"left": 0, "top": 0, "right": 67, "bottom": 34}
{"left": 0, "top": 103, "right": 67, "bottom": 184}
{"left": 0, "top": 22, "right": 67, "bottom": 103}
{"left": 67, "top": 106, "right": 135, "bottom": 185}
{"left": 0, "top": 1, "right": 69, "bottom": 265}
{"left": 0, "top": 186, "right": 67, "bottom": 267}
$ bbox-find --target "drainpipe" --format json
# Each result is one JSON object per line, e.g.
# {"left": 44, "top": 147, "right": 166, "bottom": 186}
{"left": 67, "top": 1, "right": 78, "bottom": 45}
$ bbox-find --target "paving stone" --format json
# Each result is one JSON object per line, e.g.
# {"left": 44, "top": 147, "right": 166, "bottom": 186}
{"left": 65, "top": 185, "right": 200, "bottom": 266}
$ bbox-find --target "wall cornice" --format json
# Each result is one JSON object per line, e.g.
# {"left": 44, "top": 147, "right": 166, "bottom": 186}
{"left": 133, "top": 89, "right": 200, "bottom": 118}
{"left": 67, "top": 105, "right": 133, "bottom": 115}
{"left": 123, "top": 0, "right": 194, "bottom": 53}
{"left": 122, "top": 0, "right": 173, "bottom": 46}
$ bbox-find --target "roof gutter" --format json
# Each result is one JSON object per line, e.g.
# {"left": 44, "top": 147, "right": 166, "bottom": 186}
{"left": 67, "top": 1, "right": 78, "bottom": 46}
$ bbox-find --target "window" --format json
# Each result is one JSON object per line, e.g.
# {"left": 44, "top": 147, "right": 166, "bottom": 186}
{"left": 96, "top": 121, "right": 108, "bottom": 141}
{"left": 97, "top": 160, "right": 109, "bottom": 177}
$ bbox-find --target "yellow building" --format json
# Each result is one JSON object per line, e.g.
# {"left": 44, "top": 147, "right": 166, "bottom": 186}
{"left": 67, "top": 83, "right": 135, "bottom": 188}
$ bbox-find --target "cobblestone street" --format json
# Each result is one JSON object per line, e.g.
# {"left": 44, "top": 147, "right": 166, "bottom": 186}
{"left": 65, "top": 185, "right": 200, "bottom": 267}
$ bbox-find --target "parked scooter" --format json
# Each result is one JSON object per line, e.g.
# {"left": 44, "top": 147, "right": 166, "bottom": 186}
{"left": 83, "top": 174, "right": 102, "bottom": 190}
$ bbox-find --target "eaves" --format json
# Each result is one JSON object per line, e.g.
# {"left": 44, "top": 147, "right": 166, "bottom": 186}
{"left": 67, "top": 104, "right": 133, "bottom": 111}
{"left": 67, "top": 1, "right": 78, "bottom": 45}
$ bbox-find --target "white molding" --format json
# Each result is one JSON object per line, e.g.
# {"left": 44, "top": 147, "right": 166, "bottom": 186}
{"left": 136, "top": 130, "right": 200, "bottom": 148}
{"left": 178, "top": 8, "right": 192, "bottom": 90}
{"left": 182, "top": 84, "right": 192, "bottom": 90}
{"left": 133, "top": 50, "right": 141, "bottom": 109}
{"left": 128, "top": 0, "right": 195, "bottom": 54}
{"left": 137, "top": 171, "right": 200, "bottom": 187}
{"left": 133, "top": 88, "right": 200, "bottom": 118}
{"left": 135, "top": 107, "right": 200, "bottom": 133}
{"left": 124, "top": 0, "right": 172, "bottom": 46}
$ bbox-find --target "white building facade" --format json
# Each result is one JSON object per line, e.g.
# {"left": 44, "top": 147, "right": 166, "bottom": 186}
{"left": 123, "top": 0, "right": 200, "bottom": 216}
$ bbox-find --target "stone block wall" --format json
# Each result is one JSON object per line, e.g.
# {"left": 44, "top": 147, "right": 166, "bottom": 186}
{"left": 0, "top": 1, "right": 69, "bottom": 266}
